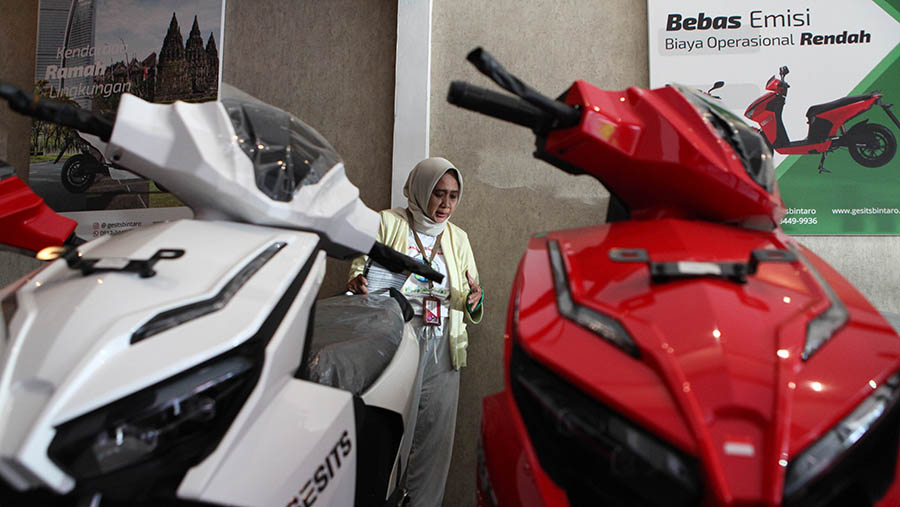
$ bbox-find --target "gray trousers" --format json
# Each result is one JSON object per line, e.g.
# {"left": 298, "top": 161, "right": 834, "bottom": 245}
{"left": 406, "top": 318, "right": 460, "bottom": 507}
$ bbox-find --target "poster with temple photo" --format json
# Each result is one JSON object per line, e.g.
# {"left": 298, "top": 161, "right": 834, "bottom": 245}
{"left": 647, "top": 0, "right": 900, "bottom": 234}
{"left": 31, "top": 0, "right": 226, "bottom": 240}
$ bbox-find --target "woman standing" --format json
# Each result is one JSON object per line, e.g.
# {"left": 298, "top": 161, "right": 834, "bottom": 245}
{"left": 347, "top": 157, "right": 483, "bottom": 506}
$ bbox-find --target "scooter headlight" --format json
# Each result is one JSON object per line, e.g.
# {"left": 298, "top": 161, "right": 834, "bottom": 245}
{"left": 784, "top": 372, "right": 900, "bottom": 499}
{"left": 547, "top": 241, "right": 639, "bottom": 357}
{"left": 510, "top": 343, "right": 702, "bottom": 505}
{"left": 48, "top": 342, "right": 260, "bottom": 484}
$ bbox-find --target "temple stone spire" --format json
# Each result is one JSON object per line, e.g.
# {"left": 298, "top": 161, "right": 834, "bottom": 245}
{"left": 206, "top": 33, "right": 220, "bottom": 90}
{"left": 156, "top": 12, "right": 189, "bottom": 101}
{"left": 185, "top": 15, "right": 209, "bottom": 98}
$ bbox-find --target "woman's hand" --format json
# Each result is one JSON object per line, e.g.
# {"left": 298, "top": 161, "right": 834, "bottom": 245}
{"left": 466, "top": 270, "right": 482, "bottom": 308}
{"left": 347, "top": 274, "right": 369, "bottom": 294}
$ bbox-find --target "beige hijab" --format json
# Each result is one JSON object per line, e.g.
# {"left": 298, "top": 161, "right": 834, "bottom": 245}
{"left": 399, "top": 157, "right": 463, "bottom": 236}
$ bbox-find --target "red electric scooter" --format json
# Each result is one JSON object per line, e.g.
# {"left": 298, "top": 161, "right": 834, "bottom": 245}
{"left": 448, "top": 48, "right": 900, "bottom": 506}
{"left": 745, "top": 66, "right": 900, "bottom": 174}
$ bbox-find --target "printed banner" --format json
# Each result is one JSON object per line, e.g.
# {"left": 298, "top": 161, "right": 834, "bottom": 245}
{"left": 30, "top": 0, "right": 226, "bottom": 237}
{"left": 648, "top": 0, "right": 900, "bottom": 234}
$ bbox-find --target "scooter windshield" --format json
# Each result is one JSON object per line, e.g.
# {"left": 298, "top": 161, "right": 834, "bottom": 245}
{"left": 222, "top": 94, "right": 341, "bottom": 202}
{"left": 676, "top": 85, "right": 776, "bottom": 194}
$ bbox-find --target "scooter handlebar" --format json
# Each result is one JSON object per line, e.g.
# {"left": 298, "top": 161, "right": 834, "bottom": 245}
{"left": 369, "top": 241, "right": 444, "bottom": 284}
{"left": 448, "top": 81, "right": 554, "bottom": 131}
{"left": 0, "top": 81, "right": 113, "bottom": 141}
{"left": 464, "top": 48, "right": 582, "bottom": 128}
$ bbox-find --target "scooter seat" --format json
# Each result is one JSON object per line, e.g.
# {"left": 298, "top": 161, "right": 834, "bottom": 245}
{"left": 299, "top": 293, "right": 409, "bottom": 395}
{"left": 806, "top": 93, "right": 877, "bottom": 119}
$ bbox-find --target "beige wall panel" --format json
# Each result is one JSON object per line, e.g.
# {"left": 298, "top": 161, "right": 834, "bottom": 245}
{"left": 0, "top": 2, "right": 43, "bottom": 288}
{"left": 430, "top": 1, "right": 648, "bottom": 505}
{"left": 223, "top": 0, "right": 398, "bottom": 297}
{"left": 796, "top": 236, "right": 900, "bottom": 314}
{"left": 0, "top": 0, "right": 39, "bottom": 180}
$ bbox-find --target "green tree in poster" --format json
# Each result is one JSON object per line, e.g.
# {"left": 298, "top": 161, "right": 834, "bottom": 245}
{"left": 30, "top": 80, "right": 77, "bottom": 158}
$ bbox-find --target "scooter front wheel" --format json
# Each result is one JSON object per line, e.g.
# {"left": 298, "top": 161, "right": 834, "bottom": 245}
{"left": 849, "top": 123, "right": 896, "bottom": 168}
{"left": 60, "top": 154, "right": 98, "bottom": 193}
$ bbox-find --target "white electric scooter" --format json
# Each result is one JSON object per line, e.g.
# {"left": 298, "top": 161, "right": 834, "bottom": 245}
{"left": 0, "top": 82, "right": 440, "bottom": 506}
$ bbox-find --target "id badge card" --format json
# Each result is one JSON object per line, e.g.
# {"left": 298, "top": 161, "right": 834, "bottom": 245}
{"left": 423, "top": 296, "right": 441, "bottom": 326}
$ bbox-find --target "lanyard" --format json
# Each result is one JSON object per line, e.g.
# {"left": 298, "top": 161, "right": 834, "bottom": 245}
{"left": 406, "top": 209, "right": 443, "bottom": 288}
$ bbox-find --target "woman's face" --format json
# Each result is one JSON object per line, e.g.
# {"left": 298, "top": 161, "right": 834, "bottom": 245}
{"left": 427, "top": 172, "right": 460, "bottom": 223}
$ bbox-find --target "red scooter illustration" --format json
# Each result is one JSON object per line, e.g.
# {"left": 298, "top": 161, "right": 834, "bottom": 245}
{"left": 745, "top": 66, "right": 900, "bottom": 173}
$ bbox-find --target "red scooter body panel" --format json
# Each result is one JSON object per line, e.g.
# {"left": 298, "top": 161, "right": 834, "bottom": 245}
{"left": 478, "top": 258, "right": 572, "bottom": 507}
{"left": 480, "top": 392, "right": 570, "bottom": 507}
{"left": 745, "top": 92, "right": 781, "bottom": 148}
{"left": 772, "top": 97, "right": 881, "bottom": 155}
{"left": 815, "top": 95, "right": 881, "bottom": 138}
{"left": 0, "top": 176, "right": 76, "bottom": 253}
{"left": 449, "top": 54, "right": 900, "bottom": 506}
{"left": 765, "top": 76, "right": 787, "bottom": 94}
{"left": 543, "top": 82, "right": 783, "bottom": 228}
{"left": 482, "top": 219, "right": 900, "bottom": 505}
{"left": 775, "top": 142, "right": 831, "bottom": 155}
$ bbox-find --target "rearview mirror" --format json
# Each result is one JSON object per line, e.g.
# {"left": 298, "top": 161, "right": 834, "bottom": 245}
{"left": 708, "top": 81, "right": 725, "bottom": 93}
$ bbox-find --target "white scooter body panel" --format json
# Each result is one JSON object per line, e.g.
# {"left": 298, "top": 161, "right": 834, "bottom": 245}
{"left": 0, "top": 220, "right": 324, "bottom": 493}
{"left": 184, "top": 381, "right": 357, "bottom": 507}
{"left": 106, "top": 94, "right": 379, "bottom": 257}
{"left": 361, "top": 323, "right": 421, "bottom": 491}
{"left": 362, "top": 324, "right": 419, "bottom": 422}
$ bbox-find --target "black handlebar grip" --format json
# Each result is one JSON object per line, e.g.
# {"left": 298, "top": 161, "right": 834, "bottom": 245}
{"left": 448, "top": 81, "right": 551, "bottom": 130}
{"left": 369, "top": 241, "right": 444, "bottom": 284}
{"left": 464, "top": 48, "right": 582, "bottom": 128}
{"left": 466, "top": 48, "right": 530, "bottom": 100}
{"left": 0, "top": 81, "right": 113, "bottom": 141}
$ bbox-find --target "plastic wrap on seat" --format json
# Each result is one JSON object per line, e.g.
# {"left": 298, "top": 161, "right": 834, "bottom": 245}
{"left": 300, "top": 294, "right": 406, "bottom": 395}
